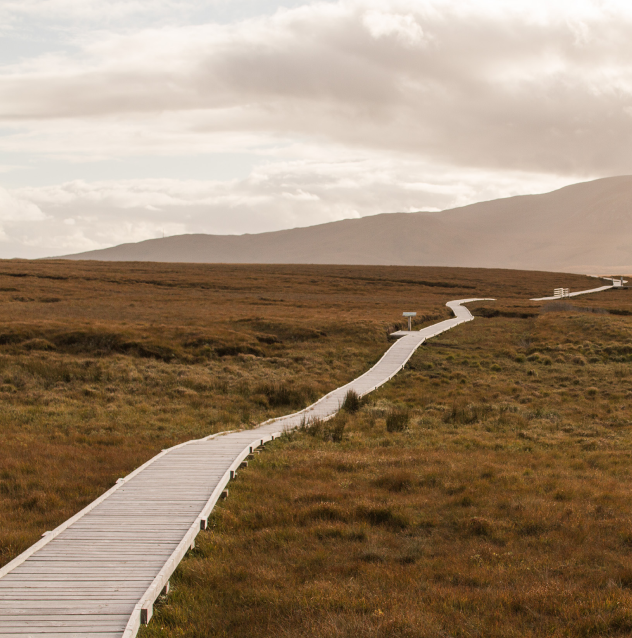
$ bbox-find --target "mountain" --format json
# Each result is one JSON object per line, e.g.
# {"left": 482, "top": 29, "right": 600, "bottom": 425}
{"left": 58, "top": 176, "right": 632, "bottom": 274}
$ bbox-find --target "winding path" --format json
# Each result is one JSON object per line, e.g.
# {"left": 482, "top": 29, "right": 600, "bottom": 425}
{"left": 530, "top": 278, "right": 623, "bottom": 301}
{"left": 0, "top": 285, "right": 617, "bottom": 637}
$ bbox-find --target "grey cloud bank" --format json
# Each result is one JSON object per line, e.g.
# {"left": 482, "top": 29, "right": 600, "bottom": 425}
{"left": 1, "top": 0, "right": 632, "bottom": 257}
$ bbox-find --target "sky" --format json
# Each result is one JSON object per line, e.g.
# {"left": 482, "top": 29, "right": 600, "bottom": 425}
{"left": 2, "top": 0, "right": 632, "bottom": 258}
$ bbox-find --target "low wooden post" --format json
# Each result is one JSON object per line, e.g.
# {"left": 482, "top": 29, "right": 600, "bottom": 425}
{"left": 141, "top": 605, "right": 153, "bottom": 625}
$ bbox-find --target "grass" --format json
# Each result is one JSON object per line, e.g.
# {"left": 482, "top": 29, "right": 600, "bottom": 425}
{"left": 3, "top": 259, "right": 632, "bottom": 635}
{"left": 3, "top": 260, "right": 588, "bottom": 566}
{"left": 138, "top": 281, "right": 632, "bottom": 638}
{"left": 342, "top": 389, "right": 362, "bottom": 413}
{"left": 385, "top": 408, "right": 409, "bottom": 432}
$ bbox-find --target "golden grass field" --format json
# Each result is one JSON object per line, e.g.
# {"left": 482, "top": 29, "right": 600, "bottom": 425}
{"left": 2, "top": 260, "right": 631, "bottom": 636}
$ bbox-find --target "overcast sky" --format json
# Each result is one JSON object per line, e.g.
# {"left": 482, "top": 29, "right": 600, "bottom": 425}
{"left": 2, "top": 0, "right": 632, "bottom": 258}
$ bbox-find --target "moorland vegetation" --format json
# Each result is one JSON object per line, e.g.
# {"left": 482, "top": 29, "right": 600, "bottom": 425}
{"left": 2, "top": 260, "right": 630, "bottom": 636}
{"left": 142, "top": 284, "right": 632, "bottom": 638}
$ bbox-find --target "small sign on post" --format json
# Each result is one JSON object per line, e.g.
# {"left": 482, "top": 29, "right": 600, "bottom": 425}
{"left": 403, "top": 311, "right": 416, "bottom": 331}
{"left": 554, "top": 288, "right": 570, "bottom": 298}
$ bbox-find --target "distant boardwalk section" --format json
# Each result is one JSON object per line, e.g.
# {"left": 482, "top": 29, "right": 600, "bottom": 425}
{"left": 530, "top": 280, "right": 620, "bottom": 301}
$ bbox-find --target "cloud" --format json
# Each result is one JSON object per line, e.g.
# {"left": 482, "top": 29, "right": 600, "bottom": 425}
{"left": 4, "top": 155, "right": 572, "bottom": 258}
{"left": 362, "top": 10, "right": 427, "bottom": 46}
{"left": 0, "top": 0, "right": 207, "bottom": 27}
{"left": 1, "top": 0, "right": 632, "bottom": 257}
{"left": 0, "top": 186, "right": 45, "bottom": 221}
{"left": 0, "top": 186, "right": 47, "bottom": 248}
{"left": 1, "top": 0, "right": 632, "bottom": 178}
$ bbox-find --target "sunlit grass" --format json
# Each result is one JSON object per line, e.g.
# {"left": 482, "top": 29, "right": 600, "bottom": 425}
{"left": 4, "top": 259, "right": 632, "bottom": 635}
{"left": 141, "top": 294, "right": 632, "bottom": 638}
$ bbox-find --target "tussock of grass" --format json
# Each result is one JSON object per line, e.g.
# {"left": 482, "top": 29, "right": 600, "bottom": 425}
{"left": 342, "top": 389, "right": 362, "bottom": 413}
{"left": 299, "top": 414, "right": 347, "bottom": 443}
{"left": 253, "top": 381, "right": 317, "bottom": 408}
{"left": 385, "top": 408, "right": 409, "bottom": 432}
{"left": 443, "top": 400, "right": 492, "bottom": 425}
{"left": 372, "top": 470, "right": 414, "bottom": 493}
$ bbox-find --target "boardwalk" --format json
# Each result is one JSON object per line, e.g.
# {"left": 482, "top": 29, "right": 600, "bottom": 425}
{"left": 0, "top": 298, "right": 489, "bottom": 637}
{"left": 0, "top": 290, "right": 601, "bottom": 637}
{"left": 530, "top": 280, "right": 619, "bottom": 301}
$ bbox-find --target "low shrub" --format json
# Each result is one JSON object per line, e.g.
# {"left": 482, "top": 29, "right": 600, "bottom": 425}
{"left": 386, "top": 408, "right": 409, "bottom": 432}
{"left": 342, "top": 389, "right": 362, "bottom": 413}
{"left": 301, "top": 414, "right": 346, "bottom": 443}
{"left": 356, "top": 505, "right": 410, "bottom": 529}
{"left": 465, "top": 517, "right": 493, "bottom": 537}
{"left": 215, "top": 344, "right": 262, "bottom": 357}
{"left": 443, "top": 401, "right": 492, "bottom": 425}
{"left": 373, "top": 470, "right": 414, "bottom": 492}
{"left": 300, "top": 416, "right": 324, "bottom": 438}
{"left": 254, "top": 382, "right": 316, "bottom": 408}
{"left": 324, "top": 414, "right": 347, "bottom": 443}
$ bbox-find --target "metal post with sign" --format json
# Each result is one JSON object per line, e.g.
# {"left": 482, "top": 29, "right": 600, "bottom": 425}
{"left": 403, "top": 312, "right": 416, "bottom": 331}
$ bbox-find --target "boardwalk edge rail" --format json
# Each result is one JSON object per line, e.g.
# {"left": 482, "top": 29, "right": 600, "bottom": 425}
{"left": 123, "top": 431, "right": 283, "bottom": 636}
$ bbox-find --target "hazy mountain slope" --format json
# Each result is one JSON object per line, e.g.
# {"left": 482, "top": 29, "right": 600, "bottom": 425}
{"left": 59, "top": 176, "right": 632, "bottom": 273}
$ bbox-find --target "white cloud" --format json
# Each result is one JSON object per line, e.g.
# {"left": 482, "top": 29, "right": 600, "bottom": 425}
{"left": 0, "top": 0, "right": 632, "bottom": 257}
{"left": 363, "top": 10, "right": 426, "bottom": 46}
{"left": 1, "top": 155, "right": 572, "bottom": 257}
{"left": 1, "top": 0, "right": 632, "bottom": 177}
{"left": 0, "top": 186, "right": 45, "bottom": 221}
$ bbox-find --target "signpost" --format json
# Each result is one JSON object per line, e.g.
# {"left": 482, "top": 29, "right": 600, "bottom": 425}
{"left": 554, "top": 288, "right": 570, "bottom": 298}
{"left": 403, "top": 311, "right": 416, "bottom": 331}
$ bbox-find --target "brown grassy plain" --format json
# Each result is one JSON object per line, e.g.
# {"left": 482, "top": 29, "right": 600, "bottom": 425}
{"left": 2, "top": 260, "right": 630, "bottom": 636}
{"left": 138, "top": 275, "right": 632, "bottom": 638}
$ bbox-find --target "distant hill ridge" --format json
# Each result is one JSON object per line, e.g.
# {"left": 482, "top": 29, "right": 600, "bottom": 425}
{"left": 58, "top": 176, "right": 632, "bottom": 274}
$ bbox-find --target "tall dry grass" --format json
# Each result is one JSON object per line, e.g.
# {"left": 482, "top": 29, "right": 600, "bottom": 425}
{"left": 5, "top": 259, "right": 632, "bottom": 634}
{"left": 3, "top": 260, "right": 594, "bottom": 566}
{"left": 141, "top": 286, "right": 632, "bottom": 638}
